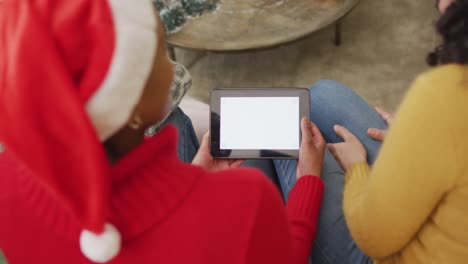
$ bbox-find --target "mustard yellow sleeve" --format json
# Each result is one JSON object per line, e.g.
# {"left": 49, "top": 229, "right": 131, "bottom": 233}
{"left": 343, "top": 69, "right": 461, "bottom": 258}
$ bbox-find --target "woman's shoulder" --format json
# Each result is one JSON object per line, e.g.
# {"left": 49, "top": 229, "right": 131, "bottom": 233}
{"left": 401, "top": 64, "right": 468, "bottom": 119}
{"left": 413, "top": 64, "right": 468, "bottom": 96}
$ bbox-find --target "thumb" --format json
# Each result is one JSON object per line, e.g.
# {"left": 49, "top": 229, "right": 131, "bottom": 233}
{"left": 333, "top": 125, "right": 357, "bottom": 142}
{"left": 301, "top": 117, "right": 313, "bottom": 144}
{"left": 310, "top": 121, "right": 325, "bottom": 147}
{"left": 368, "top": 128, "right": 386, "bottom": 141}
{"left": 192, "top": 132, "right": 211, "bottom": 166}
{"left": 200, "top": 132, "right": 210, "bottom": 151}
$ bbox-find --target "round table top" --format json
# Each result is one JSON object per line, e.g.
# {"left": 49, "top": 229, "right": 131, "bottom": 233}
{"left": 166, "top": 0, "right": 360, "bottom": 52}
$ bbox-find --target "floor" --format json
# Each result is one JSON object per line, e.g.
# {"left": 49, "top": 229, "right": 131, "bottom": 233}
{"left": 175, "top": 0, "right": 438, "bottom": 112}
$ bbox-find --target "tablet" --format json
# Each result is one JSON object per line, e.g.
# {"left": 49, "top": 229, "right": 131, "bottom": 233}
{"left": 210, "top": 88, "right": 310, "bottom": 159}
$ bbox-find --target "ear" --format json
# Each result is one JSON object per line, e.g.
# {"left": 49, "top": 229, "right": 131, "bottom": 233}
{"left": 439, "top": 0, "right": 455, "bottom": 13}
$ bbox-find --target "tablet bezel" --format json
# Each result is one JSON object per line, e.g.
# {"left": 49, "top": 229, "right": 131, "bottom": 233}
{"left": 210, "top": 88, "right": 310, "bottom": 159}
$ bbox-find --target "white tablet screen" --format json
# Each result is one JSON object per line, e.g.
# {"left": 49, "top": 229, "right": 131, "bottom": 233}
{"left": 220, "top": 97, "right": 300, "bottom": 150}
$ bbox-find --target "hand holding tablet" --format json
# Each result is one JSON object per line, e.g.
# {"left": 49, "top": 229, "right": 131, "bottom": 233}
{"left": 296, "top": 116, "right": 326, "bottom": 178}
{"left": 210, "top": 88, "right": 310, "bottom": 159}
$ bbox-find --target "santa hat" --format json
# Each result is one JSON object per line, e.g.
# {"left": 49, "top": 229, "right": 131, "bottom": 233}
{"left": 0, "top": 0, "right": 158, "bottom": 262}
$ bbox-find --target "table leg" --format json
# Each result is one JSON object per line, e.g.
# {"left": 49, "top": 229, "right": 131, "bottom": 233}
{"left": 334, "top": 20, "right": 342, "bottom": 46}
{"left": 168, "top": 45, "right": 177, "bottom": 61}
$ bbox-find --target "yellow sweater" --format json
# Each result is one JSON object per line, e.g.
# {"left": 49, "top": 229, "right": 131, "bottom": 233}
{"left": 344, "top": 65, "right": 468, "bottom": 264}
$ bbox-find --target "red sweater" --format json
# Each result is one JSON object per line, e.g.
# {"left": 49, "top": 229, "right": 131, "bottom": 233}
{"left": 0, "top": 126, "right": 324, "bottom": 264}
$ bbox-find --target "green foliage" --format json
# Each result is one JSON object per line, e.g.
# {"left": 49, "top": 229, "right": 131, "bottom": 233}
{"left": 160, "top": 7, "right": 186, "bottom": 32}
{"left": 182, "top": 0, "right": 217, "bottom": 16}
{"left": 154, "top": 0, "right": 165, "bottom": 10}
{"left": 153, "top": 0, "right": 220, "bottom": 33}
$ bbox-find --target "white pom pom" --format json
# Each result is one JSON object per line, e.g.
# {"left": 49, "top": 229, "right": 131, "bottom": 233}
{"left": 79, "top": 223, "right": 121, "bottom": 263}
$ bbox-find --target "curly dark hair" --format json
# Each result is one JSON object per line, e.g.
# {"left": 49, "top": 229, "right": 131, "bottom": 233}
{"left": 427, "top": 0, "right": 468, "bottom": 66}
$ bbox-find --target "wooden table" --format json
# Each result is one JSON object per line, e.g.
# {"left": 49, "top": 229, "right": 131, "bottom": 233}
{"left": 166, "top": 0, "right": 360, "bottom": 59}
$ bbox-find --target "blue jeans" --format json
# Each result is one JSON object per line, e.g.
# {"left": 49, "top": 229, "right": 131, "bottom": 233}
{"left": 162, "top": 107, "right": 200, "bottom": 163}
{"left": 274, "top": 80, "right": 388, "bottom": 264}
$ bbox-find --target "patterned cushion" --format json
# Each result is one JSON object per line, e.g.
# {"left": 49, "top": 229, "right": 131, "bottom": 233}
{"left": 145, "top": 61, "right": 192, "bottom": 136}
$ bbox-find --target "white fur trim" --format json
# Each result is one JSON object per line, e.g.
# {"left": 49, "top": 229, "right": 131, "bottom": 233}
{"left": 80, "top": 223, "right": 122, "bottom": 263}
{"left": 86, "top": 0, "right": 158, "bottom": 141}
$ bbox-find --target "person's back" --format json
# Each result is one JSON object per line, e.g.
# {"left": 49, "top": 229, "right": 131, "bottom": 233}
{"left": 339, "top": 1, "right": 468, "bottom": 261}
{"left": 0, "top": 126, "right": 289, "bottom": 263}
{"left": 398, "top": 65, "right": 468, "bottom": 263}
{"left": 342, "top": 64, "right": 468, "bottom": 263}
{"left": 306, "top": 2, "right": 468, "bottom": 262}
{"left": 0, "top": 124, "right": 325, "bottom": 263}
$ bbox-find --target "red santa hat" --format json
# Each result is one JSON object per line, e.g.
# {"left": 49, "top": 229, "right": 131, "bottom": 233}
{"left": 0, "top": 0, "right": 158, "bottom": 262}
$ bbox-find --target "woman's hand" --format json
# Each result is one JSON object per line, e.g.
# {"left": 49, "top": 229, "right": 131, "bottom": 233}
{"left": 296, "top": 117, "right": 326, "bottom": 179}
{"left": 192, "top": 132, "right": 244, "bottom": 171}
{"left": 367, "top": 107, "right": 394, "bottom": 142}
{"left": 328, "top": 125, "right": 367, "bottom": 171}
